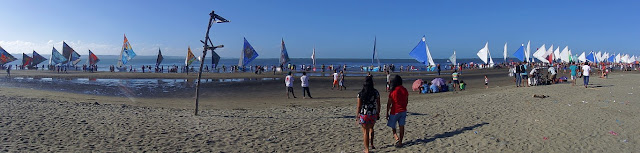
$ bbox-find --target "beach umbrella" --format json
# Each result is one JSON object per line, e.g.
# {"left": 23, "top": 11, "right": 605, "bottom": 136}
{"left": 431, "top": 78, "right": 445, "bottom": 87}
{"left": 412, "top": 79, "right": 424, "bottom": 91}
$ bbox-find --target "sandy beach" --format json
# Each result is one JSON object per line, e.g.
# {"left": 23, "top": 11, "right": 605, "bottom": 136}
{"left": 1, "top": 69, "right": 639, "bottom": 152}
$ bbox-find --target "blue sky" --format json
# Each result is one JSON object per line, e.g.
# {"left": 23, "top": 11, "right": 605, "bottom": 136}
{"left": 0, "top": 0, "right": 638, "bottom": 59}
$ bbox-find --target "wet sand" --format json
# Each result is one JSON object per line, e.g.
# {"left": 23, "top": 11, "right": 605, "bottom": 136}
{"left": 1, "top": 69, "right": 639, "bottom": 152}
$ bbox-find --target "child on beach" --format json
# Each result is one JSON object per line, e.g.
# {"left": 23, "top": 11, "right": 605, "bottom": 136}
{"left": 459, "top": 80, "right": 466, "bottom": 90}
{"left": 452, "top": 70, "right": 460, "bottom": 91}
{"left": 484, "top": 75, "right": 488, "bottom": 89}
{"left": 386, "top": 75, "right": 408, "bottom": 148}
{"left": 285, "top": 71, "right": 296, "bottom": 98}
{"left": 356, "top": 76, "right": 381, "bottom": 153}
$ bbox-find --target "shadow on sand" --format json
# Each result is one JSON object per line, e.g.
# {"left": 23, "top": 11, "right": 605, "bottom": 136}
{"left": 402, "top": 122, "right": 489, "bottom": 147}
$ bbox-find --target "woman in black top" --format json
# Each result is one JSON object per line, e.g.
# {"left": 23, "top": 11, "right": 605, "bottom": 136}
{"left": 357, "top": 76, "right": 380, "bottom": 152}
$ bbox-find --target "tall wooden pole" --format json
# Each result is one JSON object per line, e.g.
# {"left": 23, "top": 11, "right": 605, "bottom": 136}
{"left": 194, "top": 10, "right": 228, "bottom": 115}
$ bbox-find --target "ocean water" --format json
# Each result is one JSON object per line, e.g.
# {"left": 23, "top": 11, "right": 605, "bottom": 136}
{"left": 7, "top": 54, "right": 515, "bottom": 72}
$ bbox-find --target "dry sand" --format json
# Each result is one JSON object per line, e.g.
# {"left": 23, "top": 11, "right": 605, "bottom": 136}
{"left": 1, "top": 70, "right": 639, "bottom": 152}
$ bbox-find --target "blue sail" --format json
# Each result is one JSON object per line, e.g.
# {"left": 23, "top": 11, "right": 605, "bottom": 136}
{"left": 50, "top": 47, "right": 67, "bottom": 65}
{"left": 607, "top": 54, "right": 615, "bottom": 63}
{"left": 513, "top": 45, "right": 525, "bottom": 62}
{"left": 586, "top": 52, "right": 596, "bottom": 63}
{"left": 409, "top": 37, "right": 428, "bottom": 65}
{"left": 242, "top": 37, "right": 259, "bottom": 66}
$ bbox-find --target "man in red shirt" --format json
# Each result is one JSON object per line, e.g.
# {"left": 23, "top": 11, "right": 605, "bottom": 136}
{"left": 386, "top": 75, "right": 408, "bottom": 148}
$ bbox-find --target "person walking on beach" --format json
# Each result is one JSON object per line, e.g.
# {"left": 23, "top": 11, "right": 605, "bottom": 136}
{"left": 6, "top": 65, "right": 11, "bottom": 78}
{"left": 331, "top": 70, "right": 339, "bottom": 90}
{"left": 386, "top": 71, "right": 392, "bottom": 92}
{"left": 582, "top": 62, "right": 591, "bottom": 88}
{"left": 452, "top": 70, "right": 460, "bottom": 91}
{"left": 300, "top": 72, "right": 312, "bottom": 99}
{"left": 339, "top": 71, "right": 347, "bottom": 91}
{"left": 569, "top": 62, "right": 578, "bottom": 86}
{"left": 437, "top": 64, "right": 441, "bottom": 75}
{"left": 356, "top": 76, "right": 381, "bottom": 153}
{"left": 285, "top": 71, "right": 297, "bottom": 98}
{"left": 515, "top": 63, "right": 522, "bottom": 87}
{"left": 484, "top": 75, "right": 489, "bottom": 89}
{"left": 548, "top": 64, "right": 557, "bottom": 84}
{"left": 386, "top": 75, "right": 408, "bottom": 148}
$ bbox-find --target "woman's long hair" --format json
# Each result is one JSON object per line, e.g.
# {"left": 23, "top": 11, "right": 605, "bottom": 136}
{"left": 389, "top": 75, "right": 403, "bottom": 92}
{"left": 359, "top": 76, "right": 376, "bottom": 99}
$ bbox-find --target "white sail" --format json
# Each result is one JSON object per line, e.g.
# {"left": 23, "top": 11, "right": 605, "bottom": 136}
{"left": 488, "top": 44, "right": 494, "bottom": 67}
{"left": 616, "top": 53, "right": 621, "bottom": 63}
{"left": 559, "top": 46, "right": 569, "bottom": 63}
{"left": 595, "top": 51, "right": 602, "bottom": 62}
{"left": 631, "top": 55, "right": 637, "bottom": 63}
{"left": 553, "top": 46, "right": 560, "bottom": 60}
{"left": 449, "top": 50, "right": 457, "bottom": 65}
{"left": 525, "top": 41, "right": 531, "bottom": 62}
{"left": 238, "top": 47, "right": 244, "bottom": 66}
{"left": 503, "top": 42, "right": 507, "bottom": 62}
{"left": 578, "top": 52, "right": 586, "bottom": 62}
{"left": 424, "top": 37, "right": 435, "bottom": 66}
{"left": 533, "top": 44, "right": 549, "bottom": 63}
{"left": 311, "top": 46, "right": 316, "bottom": 66}
{"left": 476, "top": 42, "right": 489, "bottom": 64}
{"left": 543, "top": 44, "right": 554, "bottom": 62}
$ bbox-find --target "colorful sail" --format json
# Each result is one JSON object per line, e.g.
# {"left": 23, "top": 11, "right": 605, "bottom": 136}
{"left": 50, "top": 47, "right": 67, "bottom": 65}
{"left": 88, "top": 50, "right": 100, "bottom": 65}
{"left": 31, "top": 50, "right": 47, "bottom": 67}
{"left": 156, "top": 48, "right": 164, "bottom": 67}
{"left": 119, "top": 34, "right": 136, "bottom": 67}
{"left": 409, "top": 36, "right": 435, "bottom": 66}
{"left": 280, "top": 38, "right": 290, "bottom": 66}
{"left": 62, "top": 42, "right": 81, "bottom": 65}
{"left": 22, "top": 53, "right": 32, "bottom": 67}
{"left": 513, "top": 44, "right": 525, "bottom": 62}
{"left": 241, "top": 37, "right": 259, "bottom": 66}
{"left": 185, "top": 46, "right": 197, "bottom": 67}
{"left": 0, "top": 46, "right": 17, "bottom": 64}
{"left": 211, "top": 50, "right": 220, "bottom": 69}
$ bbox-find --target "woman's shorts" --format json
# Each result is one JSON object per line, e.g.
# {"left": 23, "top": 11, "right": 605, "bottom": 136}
{"left": 359, "top": 114, "right": 378, "bottom": 124}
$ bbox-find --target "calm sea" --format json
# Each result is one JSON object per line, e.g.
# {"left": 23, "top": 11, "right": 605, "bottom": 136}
{"left": 7, "top": 54, "right": 516, "bottom": 72}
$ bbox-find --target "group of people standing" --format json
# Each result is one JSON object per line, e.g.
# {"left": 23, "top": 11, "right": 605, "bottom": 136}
{"left": 511, "top": 61, "right": 594, "bottom": 88}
